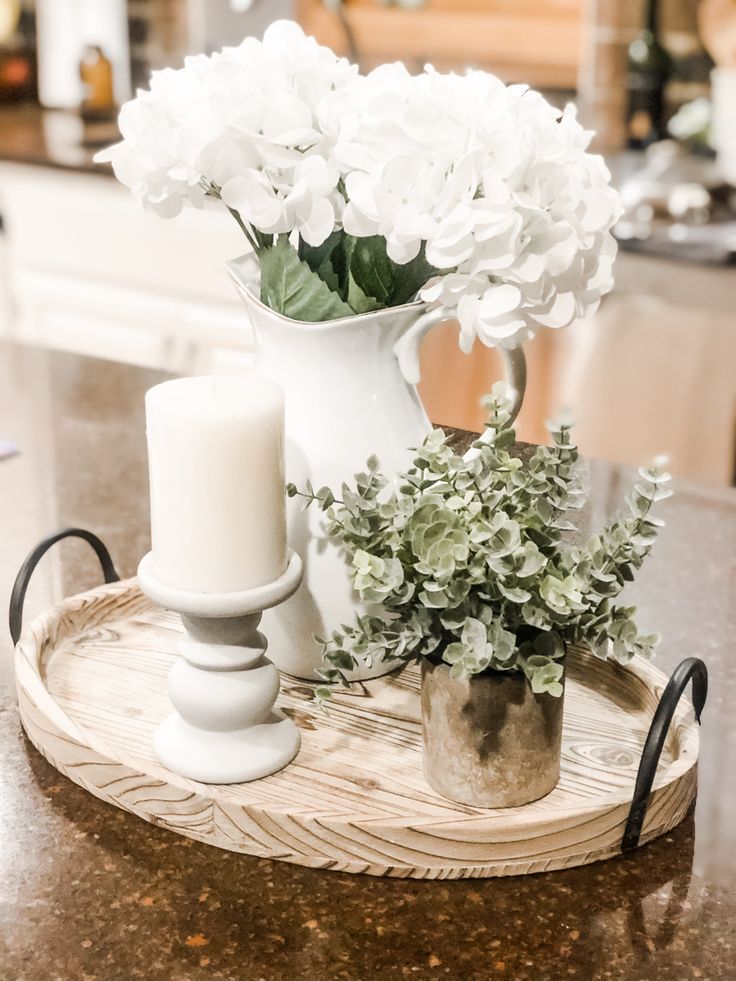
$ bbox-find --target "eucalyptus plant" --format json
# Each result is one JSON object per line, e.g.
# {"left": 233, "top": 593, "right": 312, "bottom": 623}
{"left": 288, "top": 385, "right": 671, "bottom": 699}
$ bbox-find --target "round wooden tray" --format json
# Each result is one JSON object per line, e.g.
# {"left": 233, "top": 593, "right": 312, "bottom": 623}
{"left": 15, "top": 578, "right": 700, "bottom": 879}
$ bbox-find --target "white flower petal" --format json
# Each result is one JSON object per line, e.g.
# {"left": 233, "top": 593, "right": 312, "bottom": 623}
{"left": 581, "top": 189, "right": 618, "bottom": 232}
{"left": 478, "top": 284, "right": 521, "bottom": 320}
{"left": 386, "top": 235, "right": 422, "bottom": 264}
{"left": 342, "top": 202, "right": 380, "bottom": 238}
{"left": 531, "top": 292, "right": 577, "bottom": 329}
{"left": 299, "top": 197, "right": 335, "bottom": 247}
{"left": 221, "top": 175, "right": 282, "bottom": 229}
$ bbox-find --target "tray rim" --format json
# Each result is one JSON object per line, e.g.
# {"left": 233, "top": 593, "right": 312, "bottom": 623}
{"left": 13, "top": 577, "right": 700, "bottom": 878}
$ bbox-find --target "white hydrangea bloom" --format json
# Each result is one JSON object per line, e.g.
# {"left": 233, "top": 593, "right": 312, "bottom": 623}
{"left": 323, "top": 68, "right": 621, "bottom": 348}
{"left": 97, "top": 21, "right": 621, "bottom": 349}
{"left": 96, "top": 21, "right": 356, "bottom": 237}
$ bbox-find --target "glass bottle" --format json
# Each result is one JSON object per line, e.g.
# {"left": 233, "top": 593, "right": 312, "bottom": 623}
{"left": 79, "top": 44, "right": 114, "bottom": 112}
{"left": 626, "top": 0, "right": 673, "bottom": 149}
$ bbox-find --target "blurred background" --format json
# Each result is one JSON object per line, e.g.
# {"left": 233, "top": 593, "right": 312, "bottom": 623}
{"left": 0, "top": 0, "right": 734, "bottom": 484}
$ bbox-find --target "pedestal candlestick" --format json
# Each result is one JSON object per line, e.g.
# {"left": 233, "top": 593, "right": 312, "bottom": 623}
{"left": 137, "top": 551, "right": 303, "bottom": 784}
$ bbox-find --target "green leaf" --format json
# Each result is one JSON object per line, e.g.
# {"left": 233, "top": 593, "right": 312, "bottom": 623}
{"left": 316, "top": 486, "right": 336, "bottom": 509}
{"left": 260, "top": 237, "right": 354, "bottom": 322}
{"left": 388, "top": 245, "right": 438, "bottom": 306}
{"left": 315, "top": 255, "right": 341, "bottom": 294}
{"left": 443, "top": 643, "right": 464, "bottom": 665}
{"left": 347, "top": 272, "right": 383, "bottom": 314}
{"left": 498, "top": 583, "right": 532, "bottom": 604}
{"left": 350, "top": 235, "right": 397, "bottom": 305}
{"left": 297, "top": 230, "right": 343, "bottom": 294}
{"left": 298, "top": 229, "right": 342, "bottom": 275}
{"left": 330, "top": 233, "right": 354, "bottom": 301}
{"left": 349, "top": 235, "right": 439, "bottom": 309}
{"left": 326, "top": 649, "right": 356, "bottom": 671}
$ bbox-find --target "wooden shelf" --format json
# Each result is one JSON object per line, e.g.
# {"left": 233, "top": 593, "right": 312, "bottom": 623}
{"left": 296, "top": 0, "right": 583, "bottom": 88}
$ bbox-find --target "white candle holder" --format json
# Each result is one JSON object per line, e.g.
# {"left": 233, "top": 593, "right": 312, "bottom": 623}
{"left": 137, "top": 551, "right": 303, "bottom": 784}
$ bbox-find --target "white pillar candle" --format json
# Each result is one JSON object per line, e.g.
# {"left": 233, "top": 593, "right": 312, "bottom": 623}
{"left": 145, "top": 374, "right": 287, "bottom": 594}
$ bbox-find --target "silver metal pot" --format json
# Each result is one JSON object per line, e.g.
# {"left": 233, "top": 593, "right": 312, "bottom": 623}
{"left": 421, "top": 660, "right": 565, "bottom": 808}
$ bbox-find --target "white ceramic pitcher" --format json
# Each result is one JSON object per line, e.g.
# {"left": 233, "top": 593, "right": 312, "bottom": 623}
{"left": 227, "top": 254, "right": 526, "bottom": 680}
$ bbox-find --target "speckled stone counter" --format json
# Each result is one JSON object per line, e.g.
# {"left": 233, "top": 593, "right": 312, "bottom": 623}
{"left": 0, "top": 341, "right": 734, "bottom": 981}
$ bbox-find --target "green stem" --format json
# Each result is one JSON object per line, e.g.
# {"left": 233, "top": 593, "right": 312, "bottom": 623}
{"left": 226, "top": 207, "right": 261, "bottom": 255}
{"left": 289, "top": 487, "right": 344, "bottom": 508}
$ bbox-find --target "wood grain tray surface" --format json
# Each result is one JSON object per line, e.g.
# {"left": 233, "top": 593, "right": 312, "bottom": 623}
{"left": 14, "top": 579, "right": 699, "bottom": 879}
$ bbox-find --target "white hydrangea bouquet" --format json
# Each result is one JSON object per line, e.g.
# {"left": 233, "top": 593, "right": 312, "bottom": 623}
{"left": 97, "top": 20, "right": 621, "bottom": 351}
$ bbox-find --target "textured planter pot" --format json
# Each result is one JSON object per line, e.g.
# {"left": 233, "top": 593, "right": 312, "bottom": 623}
{"left": 421, "top": 660, "right": 565, "bottom": 808}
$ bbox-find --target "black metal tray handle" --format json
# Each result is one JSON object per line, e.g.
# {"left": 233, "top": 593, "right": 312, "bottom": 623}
{"left": 622, "top": 656, "right": 708, "bottom": 851}
{"left": 8, "top": 530, "right": 705, "bottom": 853}
{"left": 9, "top": 528, "right": 120, "bottom": 646}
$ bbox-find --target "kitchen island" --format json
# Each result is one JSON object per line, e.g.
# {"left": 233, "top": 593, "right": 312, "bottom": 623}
{"left": 0, "top": 341, "right": 734, "bottom": 980}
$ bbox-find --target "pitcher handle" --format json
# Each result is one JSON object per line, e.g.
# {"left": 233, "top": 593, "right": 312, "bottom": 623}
{"left": 393, "top": 306, "right": 527, "bottom": 430}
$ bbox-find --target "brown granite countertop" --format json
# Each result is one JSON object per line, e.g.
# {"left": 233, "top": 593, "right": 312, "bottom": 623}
{"left": 1, "top": 341, "right": 734, "bottom": 981}
{"left": 0, "top": 105, "right": 117, "bottom": 174}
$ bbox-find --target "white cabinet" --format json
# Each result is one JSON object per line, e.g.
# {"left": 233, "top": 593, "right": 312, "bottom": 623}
{"left": 0, "top": 163, "right": 255, "bottom": 374}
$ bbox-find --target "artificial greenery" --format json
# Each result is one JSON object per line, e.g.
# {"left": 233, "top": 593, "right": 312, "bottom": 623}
{"left": 288, "top": 384, "right": 671, "bottom": 699}
{"left": 265, "top": 232, "right": 439, "bottom": 321}
{"left": 244, "top": 226, "right": 439, "bottom": 322}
